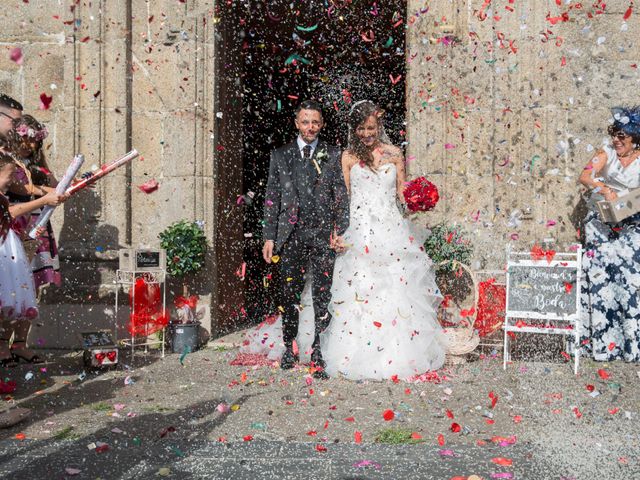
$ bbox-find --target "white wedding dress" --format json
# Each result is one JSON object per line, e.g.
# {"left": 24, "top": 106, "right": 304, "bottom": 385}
{"left": 241, "top": 162, "right": 446, "bottom": 379}
{"left": 320, "top": 163, "right": 446, "bottom": 380}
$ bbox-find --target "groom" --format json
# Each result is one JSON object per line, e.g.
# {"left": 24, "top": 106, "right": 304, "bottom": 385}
{"left": 262, "top": 100, "right": 349, "bottom": 378}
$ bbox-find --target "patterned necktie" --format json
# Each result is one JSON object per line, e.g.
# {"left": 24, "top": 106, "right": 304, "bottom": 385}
{"left": 303, "top": 145, "right": 312, "bottom": 159}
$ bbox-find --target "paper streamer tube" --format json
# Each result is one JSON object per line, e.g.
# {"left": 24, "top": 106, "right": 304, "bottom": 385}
{"left": 65, "top": 149, "right": 139, "bottom": 196}
{"left": 29, "top": 154, "right": 85, "bottom": 239}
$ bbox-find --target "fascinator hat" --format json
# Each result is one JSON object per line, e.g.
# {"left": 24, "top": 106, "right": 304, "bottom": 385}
{"left": 608, "top": 106, "right": 640, "bottom": 141}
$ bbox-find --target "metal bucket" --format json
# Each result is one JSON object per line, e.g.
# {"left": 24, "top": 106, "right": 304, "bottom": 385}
{"left": 169, "top": 322, "right": 200, "bottom": 354}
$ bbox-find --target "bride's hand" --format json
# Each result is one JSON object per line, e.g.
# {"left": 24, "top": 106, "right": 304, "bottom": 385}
{"left": 330, "top": 231, "right": 347, "bottom": 252}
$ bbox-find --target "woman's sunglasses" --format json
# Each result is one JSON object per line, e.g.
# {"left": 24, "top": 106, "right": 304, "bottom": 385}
{"left": 607, "top": 126, "right": 631, "bottom": 140}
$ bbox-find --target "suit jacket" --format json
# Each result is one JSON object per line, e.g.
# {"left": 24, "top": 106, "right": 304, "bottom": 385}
{"left": 263, "top": 139, "right": 349, "bottom": 252}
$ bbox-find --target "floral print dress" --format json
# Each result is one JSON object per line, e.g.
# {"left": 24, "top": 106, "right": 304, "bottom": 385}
{"left": 580, "top": 145, "right": 640, "bottom": 362}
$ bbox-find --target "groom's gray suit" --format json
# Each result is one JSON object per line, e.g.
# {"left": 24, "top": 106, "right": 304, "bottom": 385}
{"left": 263, "top": 139, "right": 349, "bottom": 350}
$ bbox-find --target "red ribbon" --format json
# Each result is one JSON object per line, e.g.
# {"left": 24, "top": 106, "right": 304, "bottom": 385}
{"left": 174, "top": 295, "right": 198, "bottom": 309}
{"left": 530, "top": 244, "right": 556, "bottom": 263}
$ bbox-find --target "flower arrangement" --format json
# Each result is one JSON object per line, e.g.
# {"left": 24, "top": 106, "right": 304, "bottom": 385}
{"left": 159, "top": 220, "right": 207, "bottom": 278}
{"left": 423, "top": 223, "right": 473, "bottom": 272}
{"left": 403, "top": 177, "right": 439, "bottom": 212}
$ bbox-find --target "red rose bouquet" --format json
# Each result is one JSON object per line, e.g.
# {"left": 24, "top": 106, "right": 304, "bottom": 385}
{"left": 403, "top": 176, "right": 439, "bottom": 212}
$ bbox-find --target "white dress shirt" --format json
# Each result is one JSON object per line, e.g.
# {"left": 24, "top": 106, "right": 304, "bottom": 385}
{"left": 297, "top": 136, "right": 319, "bottom": 158}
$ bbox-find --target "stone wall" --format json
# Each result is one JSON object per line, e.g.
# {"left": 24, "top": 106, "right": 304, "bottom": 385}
{"left": 406, "top": 0, "right": 640, "bottom": 268}
{"left": 0, "top": 0, "right": 229, "bottom": 348}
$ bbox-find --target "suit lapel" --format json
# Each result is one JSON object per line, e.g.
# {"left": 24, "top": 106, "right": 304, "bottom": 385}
{"left": 286, "top": 142, "right": 303, "bottom": 197}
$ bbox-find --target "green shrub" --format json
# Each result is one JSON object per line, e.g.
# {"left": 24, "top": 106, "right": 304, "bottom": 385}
{"left": 159, "top": 220, "right": 208, "bottom": 277}
{"left": 424, "top": 223, "right": 473, "bottom": 272}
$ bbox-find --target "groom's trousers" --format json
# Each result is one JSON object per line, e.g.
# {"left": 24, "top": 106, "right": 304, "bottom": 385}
{"left": 279, "top": 228, "right": 336, "bottom": 349}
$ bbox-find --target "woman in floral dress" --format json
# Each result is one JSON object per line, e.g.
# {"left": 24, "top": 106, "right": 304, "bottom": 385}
{"left": 578, "top": 106, "right": 640, "bottom": 362}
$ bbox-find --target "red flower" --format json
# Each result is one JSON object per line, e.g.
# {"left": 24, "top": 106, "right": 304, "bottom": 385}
{"left": 403, "top": 177, "right": 439, "bottom": 212}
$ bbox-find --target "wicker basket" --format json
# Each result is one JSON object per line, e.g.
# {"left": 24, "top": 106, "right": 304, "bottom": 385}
{"left": 436, "top": 261, "right": 480, "bottom": 356}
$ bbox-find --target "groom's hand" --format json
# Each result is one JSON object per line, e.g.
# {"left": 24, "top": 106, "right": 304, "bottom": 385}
{"left": 330, "top": 234, "right": 347, "bottom": 253}
{"left": 262, "top": 240, "right": 275, "bottom": 263}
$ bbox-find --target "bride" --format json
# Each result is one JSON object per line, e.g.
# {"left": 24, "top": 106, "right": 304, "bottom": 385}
{"left": 320, "top": 100, "right": 446, "bottom": 380}
{"left": 241, "top": 101, "right": 446, "bottom": 380}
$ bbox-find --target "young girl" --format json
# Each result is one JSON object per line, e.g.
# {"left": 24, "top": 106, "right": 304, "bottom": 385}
{"left": 0, "top": 153, "right": 66, "bottom": 365}
{"left": 6, "top": 115, "right": 62, "bottom": 291}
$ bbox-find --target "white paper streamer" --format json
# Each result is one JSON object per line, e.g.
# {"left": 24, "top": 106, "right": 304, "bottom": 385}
{"left": 28, "top": 154, "right": 84, "bottom": 239}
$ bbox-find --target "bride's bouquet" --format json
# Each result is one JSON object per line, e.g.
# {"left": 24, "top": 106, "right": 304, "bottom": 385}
{"left": 403, "top": 176, "right": 439, "bottom": 212}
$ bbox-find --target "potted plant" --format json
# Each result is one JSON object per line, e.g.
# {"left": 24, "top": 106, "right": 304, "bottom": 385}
{"left": 159, "top": 220, "right": 208, "bottom": 353}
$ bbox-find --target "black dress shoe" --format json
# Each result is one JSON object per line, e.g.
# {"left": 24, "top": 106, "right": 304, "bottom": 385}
{"left": 310, "top": 349, "right": 328, "bottom": 379}
{"left": 280, "top": 347, "right": 298, "bottom": 370}
{"left": 313, "top": 368, "right": 329, "bottom": 380}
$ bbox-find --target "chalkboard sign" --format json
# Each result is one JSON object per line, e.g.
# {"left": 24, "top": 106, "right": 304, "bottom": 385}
{"left": 506, "top": 258, "right": 580, "bottom": 320}
{"left": 136, "top": 251, "right": 160, "bottom": 268}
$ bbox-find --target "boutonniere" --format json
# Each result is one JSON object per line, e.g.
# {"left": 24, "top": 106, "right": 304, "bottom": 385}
{"left": 312, "top": 149, "right": 327, "bottom": 175}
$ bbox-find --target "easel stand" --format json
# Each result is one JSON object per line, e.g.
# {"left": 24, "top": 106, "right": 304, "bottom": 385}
{"left": 115, "top": 269, "right": 167, "bottom": 360}
{"left": 503, "top": 248, "right": 582, "bottom": 375}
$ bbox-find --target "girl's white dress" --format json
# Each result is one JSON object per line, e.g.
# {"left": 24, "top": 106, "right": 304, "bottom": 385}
{"left": 0, "top": 227, "right": 38, "bottom": 321}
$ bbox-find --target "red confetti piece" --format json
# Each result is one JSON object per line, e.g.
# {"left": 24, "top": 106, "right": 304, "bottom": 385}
{"left": 137, "top": 178, "right": 159, "bottom": 194}
{"left": 586, "top": 384, "right": 595, "bottom": 392}
{"left": 373, "top": 321, "right": 382, "bottom": 328}
{"left": 489, "top": 391, "right": 498, "bottom": 409}
{"left": 344, "top": 417, "right": 355, "bottom": 422}
{"left": 306, "top": 430, "right": 317, "bottom": 436}
{"left": 492, "top": 457, "right": 513, "bottom": 466}
{"left": 450, "top": 422, "right": 461, "bottom": 433}
{"left": 390, "top": 74, "right": 402, "bottom": 85}
{"left": 437, "top": 433, "right": 445, "bottom": 446}
{"left": 39, "top": 93, "right": 53, "bottom": 110}
{"left": 382, "top": 409, "right": 395, "bottom": 421}
{"left": 391, "top": 374, "right": 399, "bottom": 384}
{"left": 9, "top": 47, "right": 23, "bottom": 65}
{"left": 354, "top": 431, "right": 362, "bottom": 444}
{"left": 564, "top": 282, "right": 573, "bottom": 293}
{"left": 513, "top": 415, "right": 522, "bottom": 423}
{"left": 14, "top": 433, "right": 26, "bottom": 441}
{"left": 573, "top": 407, "right": 582, "bottom": 419}
{"left": 597, "top": 369, "right": 610, "bottom": 380}
{"left": 445, "top": 409, "right": 454, "bottom": 419}
{"left": 608, "top": 342, "right": 616, "bottom": 351}
{"left": 608, "top": 407, "right": 619, "bottom": 415}
{"left": 624, "top": 6, "right": 633, "bottom": 20}
{"left": 243, "top": 435, "right": 253, "bottom": 441}
{"left": 315, "top": 444, "right": 327, "bottom": 452}
{"left": 410, "top": 432, "right": 422, "bottom": 440}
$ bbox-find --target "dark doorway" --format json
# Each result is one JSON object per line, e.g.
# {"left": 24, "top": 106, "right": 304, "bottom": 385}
{"left": 215, "top": 1, "right": 407, "bottom": 331}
